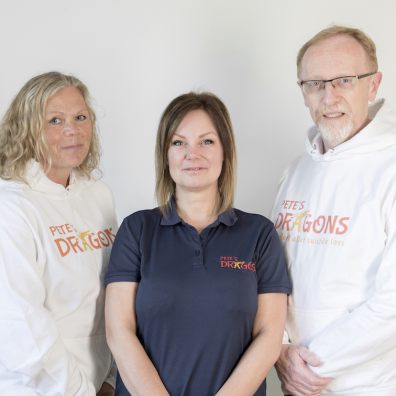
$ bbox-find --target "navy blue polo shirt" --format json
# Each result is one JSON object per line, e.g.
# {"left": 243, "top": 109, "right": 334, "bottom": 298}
{"left": 105, "top": 202, "right": 291, "bottom": 396}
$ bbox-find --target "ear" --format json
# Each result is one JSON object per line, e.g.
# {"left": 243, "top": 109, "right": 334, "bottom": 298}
{"left": 368, "top": 72, "right": 382, "bottom": 101}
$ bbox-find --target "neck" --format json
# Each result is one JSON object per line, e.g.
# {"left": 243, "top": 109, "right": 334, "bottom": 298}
{"left": 322, "top": 115, "right": 372, "bottom": 153}
{"left": 175, "top": 187, "right": 220, "bottom": 233}
{"left": 46, "top": 167, "right": 71, "bottom": 187}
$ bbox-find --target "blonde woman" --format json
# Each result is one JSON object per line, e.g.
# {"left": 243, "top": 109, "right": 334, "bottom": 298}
{"left": 105, "top": 92, "right": 291, "bottom": 396}
{"left": 0, "top": 72, "right": 116, "bottom": 396}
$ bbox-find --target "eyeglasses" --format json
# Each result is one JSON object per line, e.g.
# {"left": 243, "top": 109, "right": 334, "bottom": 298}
{"left": 298, "top": 71, "right": 377, "bottom": 95}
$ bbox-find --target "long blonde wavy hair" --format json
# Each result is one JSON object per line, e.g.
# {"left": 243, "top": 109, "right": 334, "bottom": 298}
{"left": 0, "top": 71, "right": 100, "bottom": 182}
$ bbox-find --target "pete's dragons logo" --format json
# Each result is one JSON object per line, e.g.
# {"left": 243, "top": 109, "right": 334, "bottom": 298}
{"left": 274, "top": 199, "right": 350, "bottom": 235}
{"left": 220, "top": 256, "right": 256, "bottom": 272}
{"left": 49, "top": 223, "right": 116, "bottom": 257}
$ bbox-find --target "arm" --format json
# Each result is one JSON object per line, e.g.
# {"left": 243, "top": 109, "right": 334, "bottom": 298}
{"left": 101, "top": 359, "right": 117, "bottom": 390}
{"left": 105, "top": 282, "right": 170, "bottom": 396}
{"left": 215, "top": 293, "right": 287, "bottom": 396}
{"left": 0, "top": 201, "right": 96, "bottom": 395}
{"left": 308, "top": 200, "right": 396, "bottom": 377}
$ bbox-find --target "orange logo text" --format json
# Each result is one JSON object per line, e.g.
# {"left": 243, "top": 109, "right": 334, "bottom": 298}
{"left": 49, "top": 223, "right": 116, "bottom": 257}
{"left": 219, "top": 256, "right": 256, "bottom": 272}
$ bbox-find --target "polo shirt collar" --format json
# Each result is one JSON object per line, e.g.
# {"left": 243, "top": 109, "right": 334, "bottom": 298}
{"left": 160, "top": 198, "right": 237, "bottom": 227}
{"left": 160, "top": 199, "right": 181, "bottom": 226}
{"left": 217, "top": 208, "right": 237, "bottom": 226}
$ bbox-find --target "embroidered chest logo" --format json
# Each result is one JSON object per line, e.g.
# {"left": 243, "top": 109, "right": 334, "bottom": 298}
{"left": 219, "top": 256, "right": 256, "bottom": 272}
{"left": 49, "top": 223, "right": 116, "bottom": 257}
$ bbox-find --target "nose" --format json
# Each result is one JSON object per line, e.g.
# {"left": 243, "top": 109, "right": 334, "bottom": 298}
{"left": 63, "top": 119, "right": 79, "bottom": 135}
{"left": 321, "top": 82, "right": 340, "bottom": 104}
{"left": 184, "top": 144, "right": 200, "bottom": 159}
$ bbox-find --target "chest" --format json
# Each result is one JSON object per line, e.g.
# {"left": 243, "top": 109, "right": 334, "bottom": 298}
{"left": 135, "top": 225, "right": 260, "bottom": 320}
{"left": 27, "top": 192, "right": 116, "bottom": 311}
{"left": 273, "top": 159, "right": 395, "bottom": 242}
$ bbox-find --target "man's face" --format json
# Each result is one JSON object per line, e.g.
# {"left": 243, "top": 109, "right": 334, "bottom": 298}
{"left": 299, "top": 35, "right": 381, "bottom": 150}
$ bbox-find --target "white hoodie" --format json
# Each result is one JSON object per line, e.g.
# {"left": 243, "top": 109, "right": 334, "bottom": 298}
{"left": 271, "top": 99, "right": 396, "bottom": 395}
{"left": 0, "top": 161, "right": 117, "bottom": 395}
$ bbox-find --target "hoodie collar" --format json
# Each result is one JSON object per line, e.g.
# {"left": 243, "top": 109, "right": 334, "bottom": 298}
{"left": 24, "top": 160, "right": 84, "bottom": 197}
{"left": 306, "top": 99, "right": 396, "bottom": 161}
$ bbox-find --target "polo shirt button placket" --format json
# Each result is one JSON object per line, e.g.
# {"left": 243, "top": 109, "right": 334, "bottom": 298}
{"left": 192, "top": 247, "right": 204, "bottom": 268}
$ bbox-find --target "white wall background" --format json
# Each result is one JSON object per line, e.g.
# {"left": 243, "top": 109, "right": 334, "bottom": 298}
{"left": 1, "top": 1, "right": 395, "bottom": 394}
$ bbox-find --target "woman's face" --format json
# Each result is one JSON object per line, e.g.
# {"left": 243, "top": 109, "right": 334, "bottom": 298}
{"left": 167, "top": 109, "right": 224, "bottom": 195}
{"left": 44, "top": 86, "right": 92, "bottom": 185}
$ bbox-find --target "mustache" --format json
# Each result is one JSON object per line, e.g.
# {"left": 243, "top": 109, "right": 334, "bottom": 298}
{"left": 319, "top": 105, "right": 347, "bottom": 114}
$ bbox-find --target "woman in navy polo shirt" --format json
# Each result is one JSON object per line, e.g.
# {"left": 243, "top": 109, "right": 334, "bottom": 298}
{"left": 105, "top": 92, "right": 291, "bottom": 396}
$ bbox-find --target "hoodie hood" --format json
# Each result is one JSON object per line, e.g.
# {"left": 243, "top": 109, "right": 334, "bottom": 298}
{"left": 0, "top": 160, "right": 89, "bottom": 198}
{"left": 306, "top": 99, "right": 396, "bottom": 161}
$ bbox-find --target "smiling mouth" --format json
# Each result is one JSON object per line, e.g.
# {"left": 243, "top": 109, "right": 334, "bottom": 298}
{"left": 323, "top": 112, "right": 345, "bottom": 119}
{"left": 183, "top": 167, "right": 206, "bottom": 171}
{"left": 62, "top": 144, "right": 84, "bottom": 150}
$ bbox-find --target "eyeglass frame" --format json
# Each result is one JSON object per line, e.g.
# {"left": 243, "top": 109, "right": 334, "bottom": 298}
{"left": 297, "top": 71, "right": 377, "bottom": 94}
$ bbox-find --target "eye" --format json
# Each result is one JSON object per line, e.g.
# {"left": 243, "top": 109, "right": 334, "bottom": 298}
{"left": 302, "top": 80, "right": 323, "bottom": 93}
{"left": 171, "top": 140, "right": 184, "bottom": 147}
{"left": 306, "top": 81, "right": 321, "bottom": 88}
{"left": 49, "top": 117, "right": 62, "bottom": 126}
{"left": 338, "top": 77, "right": 354, "bottom": 86}
{"left": 76, "top": 114, "right": 88, "bottom": 122}
{"left": 202, "top": 139, "right": 214, "bottom": 145}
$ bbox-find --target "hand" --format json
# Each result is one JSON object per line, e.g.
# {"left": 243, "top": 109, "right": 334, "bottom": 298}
{"left": 275, "top": 344, "right": 332, "bottom": 396}
{"left": 97, "top": 382, "right": 115, "bottom": 396}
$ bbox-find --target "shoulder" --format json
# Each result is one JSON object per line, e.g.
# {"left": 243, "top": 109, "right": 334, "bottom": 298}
{"left": 234, "top": 208, "right": 272, "bottom": 224}
{"left": 280, "top": 154, "right": 309, "bottom": 181}
{"left": 0, "top": 179, "right": 32, "bottom": 211}
{"left": 124, "top": 207, "right": 161, "bottom": 223}
{"left": 0, "top": 180, "right": 39, "bottom": 229}
{"left": 112, "top": 208, "right": 161, "bottom": 248}
{"left": 233, "top": 209, "right": 275, "bottom": 233}
{"left": 120, "top": 208, "right": 161, "bottom": 232}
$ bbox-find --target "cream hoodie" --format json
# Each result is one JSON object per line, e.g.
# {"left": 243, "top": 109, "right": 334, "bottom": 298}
{"left": 272, "top": 99, "right": 396, "bottom": 395}
{"left": 0, "top": 161, "right": 117, "bottom": 395}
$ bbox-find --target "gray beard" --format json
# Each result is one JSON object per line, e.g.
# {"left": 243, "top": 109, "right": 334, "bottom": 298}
{"left": 317, "top": 119, "right": 354, "bottom": 150}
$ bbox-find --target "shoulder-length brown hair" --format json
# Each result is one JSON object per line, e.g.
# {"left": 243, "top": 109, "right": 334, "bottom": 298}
{"left": 0, "top": 71, "right": 100, "bottom": 182}
{"left": 155, "top": 91, "right": 236, "bottom": 215}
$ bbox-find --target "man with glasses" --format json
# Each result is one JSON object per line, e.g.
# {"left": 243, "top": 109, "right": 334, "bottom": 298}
{"left": 272, "top": 25, "right": 396, "bottom": 395}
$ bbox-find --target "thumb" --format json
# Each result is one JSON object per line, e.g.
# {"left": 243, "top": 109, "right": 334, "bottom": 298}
{"left": 298, "top": 346, "right": 322, "bottom": 367}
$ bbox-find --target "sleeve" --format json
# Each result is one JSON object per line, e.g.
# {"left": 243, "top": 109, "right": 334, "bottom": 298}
{"left": 269, "top": 165, "right": 296, "bottom": 343}
{"left": 269, "top": 160, "right": 298, "bottom": 221}
{"left": 256, "top": 223, "right": 292, "bottom": 294}
{"left": 0, "top": 197, "right": 96, "bottom": 395}
{"left": 308, "top": 199, "right": 396, "bottom": 377}
{"left": 104, "top": 360, "right": 117, "bottom": 388}
{"left": 104, "top": 215, "right": 142, "bottom": 285}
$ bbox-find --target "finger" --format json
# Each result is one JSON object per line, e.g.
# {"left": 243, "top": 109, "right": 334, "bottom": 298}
{"left": 300, "top": 371, "right": 332, "bottom": 387}
{"left": 294, "top": 358, "right": 332, "bottom": 387}
{"left": 284, "top": 369, "right": 331, "bottom": 394}
{"left": 298, "top": 347, "right": 322, "bottom": 367}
